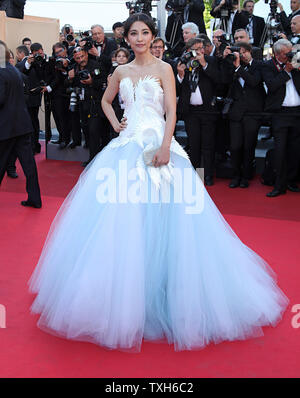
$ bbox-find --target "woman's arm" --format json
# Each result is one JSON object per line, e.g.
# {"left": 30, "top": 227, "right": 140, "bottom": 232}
{"left": 152, "top": 62, "right": 177, "bottom": 167}
{"left": 101, "top": 67, "right": 127, "bottom": 133}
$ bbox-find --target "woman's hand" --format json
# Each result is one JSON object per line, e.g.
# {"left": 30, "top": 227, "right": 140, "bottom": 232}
{"left": 152, "top": 146, "right": 170, "bottom": 168}
{"left": 113, "top": 116, "right": 127, "bottom": 133}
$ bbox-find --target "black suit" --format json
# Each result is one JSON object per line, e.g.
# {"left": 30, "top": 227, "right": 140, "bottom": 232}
{"left": 223, "top": 59, "right": 266, "bottom": 179}
{"left": 187, "top": 0, "right": 206, "bottom": 34}
{"left": 232, "top": 11, "right": 249, "bottom": 38}
{"left": 177, "top": 56, "right": 219, "bottom": 177}
{"left": 262, "top": 59, "right": 300, "bottom": 190}
{"left": 21, "top": 56, "right": 53, "bottom": 152}
{"left": 279, "top": 9, "right": 300, "bottom": 36}
{"left": 0, "top": 64, "right": 41, "bottom": 205}
{"left": 94, "top": 37, "right": 118, "bottom": 74}
{"left": 0, "top": 0, "right": 25, "bottom": 19}
{"left": 250, "top": 15, "right": 265, "bottom": 48}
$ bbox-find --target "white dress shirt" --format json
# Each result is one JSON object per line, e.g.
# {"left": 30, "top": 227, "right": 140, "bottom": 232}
{"left": 282, "top": 72, "right": 300, "bottom": 106}
{"left": 177, "top": 64, "right": 208, "bottom": 105}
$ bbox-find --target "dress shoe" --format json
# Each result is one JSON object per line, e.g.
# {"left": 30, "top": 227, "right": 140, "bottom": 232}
{"left": 229, "top": 178, "right": 240, "bottom": 188}
{"left": 68, "top": 141, "right": 81, "bottom": 149}
{"left": 59, "top": 141, "right": 70, "bottom": 149}
{"left": 240, "top": 178, "right": 249, "bottom": 188}
{"left": 21, "top": 200, "right": 42, "bottom": 209}
{"left": 204, "top": 176, "right": 214, "bottom": 186}
{"left": 7, "top": 171, "right": 18, "bottom": 178}
{"left": 51, "top": 139, "right": 62, "bottom": 145}
{"left": 266, "top": 189, "right": 286, "bottom": 198}
{"left": 287, "top": 183, "right": 300, "bottom": 192}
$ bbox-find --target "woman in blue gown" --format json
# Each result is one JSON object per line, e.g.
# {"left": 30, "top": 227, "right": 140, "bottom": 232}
{"left": 28, "top": 13, "right": 288, "bottom": 352}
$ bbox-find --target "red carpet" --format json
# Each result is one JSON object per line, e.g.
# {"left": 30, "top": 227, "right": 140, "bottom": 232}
{"left": 0, "top": 144, "right": 299, "bottom": 378}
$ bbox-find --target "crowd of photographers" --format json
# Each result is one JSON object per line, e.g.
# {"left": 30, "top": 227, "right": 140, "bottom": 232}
{"left": 4, "top": 0, "right": 300, "bottom": 198}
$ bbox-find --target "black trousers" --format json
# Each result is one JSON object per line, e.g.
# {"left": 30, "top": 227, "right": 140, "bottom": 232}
{"left": 229, "top": 116, "right": 261, "bottom": 179}
{"left": 184, "top": 106, "right": 216, "bottom": 177}
{"left": 88, "top": 116, "right": 111, "bottom": 162}
{"left": 272, "top": 107, "right": 300, "bottom": 190}
{"left": 0, "top": 134, "right": 41, "bottom": 205}
{"left": 6, "top": 151, "right": 17, "bottom": 173}
{"left": 27, "top": 106, "right": 40, "bottom": 149}
{"left": 51, "top": 96, "right": 72, "bottom": 143}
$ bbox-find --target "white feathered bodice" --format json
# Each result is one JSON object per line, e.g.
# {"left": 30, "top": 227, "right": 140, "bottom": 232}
{"left": 108, "top": 75, "right": 190, "bottom": 188}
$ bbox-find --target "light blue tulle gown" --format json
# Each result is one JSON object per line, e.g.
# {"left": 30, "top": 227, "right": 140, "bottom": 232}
{"left": 28, "top": 76, "right": 288, "bottom": 351}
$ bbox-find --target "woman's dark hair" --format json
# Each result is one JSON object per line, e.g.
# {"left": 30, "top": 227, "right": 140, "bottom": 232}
{"left": 124, "top": 13, "right": 157, "bottom": 38}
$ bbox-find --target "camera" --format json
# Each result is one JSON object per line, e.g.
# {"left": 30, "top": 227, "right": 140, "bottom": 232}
{"left": 214, "top": 0, "right": 238, "bottom": 18}
{"left": 225, "top": 46, "right": 241, "bottom": 62}
{"left": 179, "top": 50, "right": 200, "bottom": 69}
{"left": 264, "top": 0, "right": 278, "bottom": 18}
{"left": 34, "top": 53, "right": 44, "bottom": 65}
{"left": 80, "top": 31, "right": 95, "bottom": 51}
{"left": 55, "top": 58, "right": 68, "bottom": 69}
{"left": 66, "top": 87, "right": 82, "bottom": 112}
{"left": 78, "top": 69, "right": 90, "bottom": 80}
{"left": 126, "top": 0, "right": 153, "bottom": 14}
{"left": 286, "top": 46, "right": 300, "bottom": 69}
{"left": 64, "top": 25, "right": 74, "bottom": 43}
{"left": 166, "top": 0, "right": 189, "bottom": 12}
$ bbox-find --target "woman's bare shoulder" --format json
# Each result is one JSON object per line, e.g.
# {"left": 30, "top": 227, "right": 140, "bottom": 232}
{"left": 115, "top": 62, "right": 135, "bottom": 80}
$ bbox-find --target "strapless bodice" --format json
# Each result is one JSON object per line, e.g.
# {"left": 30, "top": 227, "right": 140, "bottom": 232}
{"left": 107, "top": 75, "right": 190, "bottom": 189}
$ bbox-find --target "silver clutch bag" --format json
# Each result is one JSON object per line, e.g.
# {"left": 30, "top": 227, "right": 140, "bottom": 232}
{"left": 143, "top": 147, "right": 160, "bottom": 166}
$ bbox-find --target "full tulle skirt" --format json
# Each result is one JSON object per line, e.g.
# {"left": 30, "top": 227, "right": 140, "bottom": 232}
{"left": 28, "top": 140, "right": 288, "bottom": 351}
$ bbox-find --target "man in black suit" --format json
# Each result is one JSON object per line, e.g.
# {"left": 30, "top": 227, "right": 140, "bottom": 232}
{"left": 68, "top": 47, "right": 109, "bottom": 166}
{"left": 278, "top": 0, "right": 300, "bottom": 37}
{"left": 261, "top": 39, "right": 300, "bottom": 197}
{"left": 0, "top": 0, "right": 26, "bottom": 19}
{"left": 186, "top": 0, "right": 206, "bottom": 35}
{"left": 176, "top": 38, "right": 219, "bottom": 186}
{"left": 242, "top": 0, "right": 265, "bottom": 48}
{"left": 222, "top": 42, "right": 266, "bottom": 188}
{"left": 0, "top": 40, "right": 41, "bottom": 208}
{"left": 21, "top": 42, "right": 53, "bottom": 154}
{"left": 88, "top": 24, "right": 118, "bottom": 73}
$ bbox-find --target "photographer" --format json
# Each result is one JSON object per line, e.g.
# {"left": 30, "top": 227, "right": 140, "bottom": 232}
{"left": 61, "top": 24, "right": 78, "bottom": 59}
{"left": 21, "top": 42, "right": 53, "bottom": 154}
{"left": 261, "top": 39, "right": 300, "bottom": 197}
{"left": 278, "top": 0, "right": 300, "bottom": 37}
{"left": 176, "top": 38, "right": 220, "bottom": 185}
{"left": 211, "top": 0, "right": 249, "bottom": 39}
{"left": 87, "top": 24, "right": 118, "bottom": 73}
{"left": 48, "top": 42, "right": 72, "bottom": 148}
{"left": 68, "top": 47, "right": 110, "bottom": 166}
{"left": 242, "top": 0, "right": 266, "bottom": 48}
{"left": 222, "top": 42, "right": 266, "bottom": 189}
{"left": 112, "top": 22, "right": 129, "bottom": 49}
{"left": 290, "top": 15, "right": 300, "bottom": 43}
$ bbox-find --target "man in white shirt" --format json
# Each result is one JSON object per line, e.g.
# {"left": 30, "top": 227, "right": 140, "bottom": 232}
{"left": 262, "top": 39, "right": 300, "bottom": 196}
{"left": 176, "top": 38, "right": 219, "bottom": 186}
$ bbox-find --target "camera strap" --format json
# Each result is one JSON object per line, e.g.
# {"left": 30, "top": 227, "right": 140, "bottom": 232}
{"left": 188, "top": 69, "right": 199, "bottom": 93}
{"left": 272, "top": 57, "right": 285, "bottom": 72}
